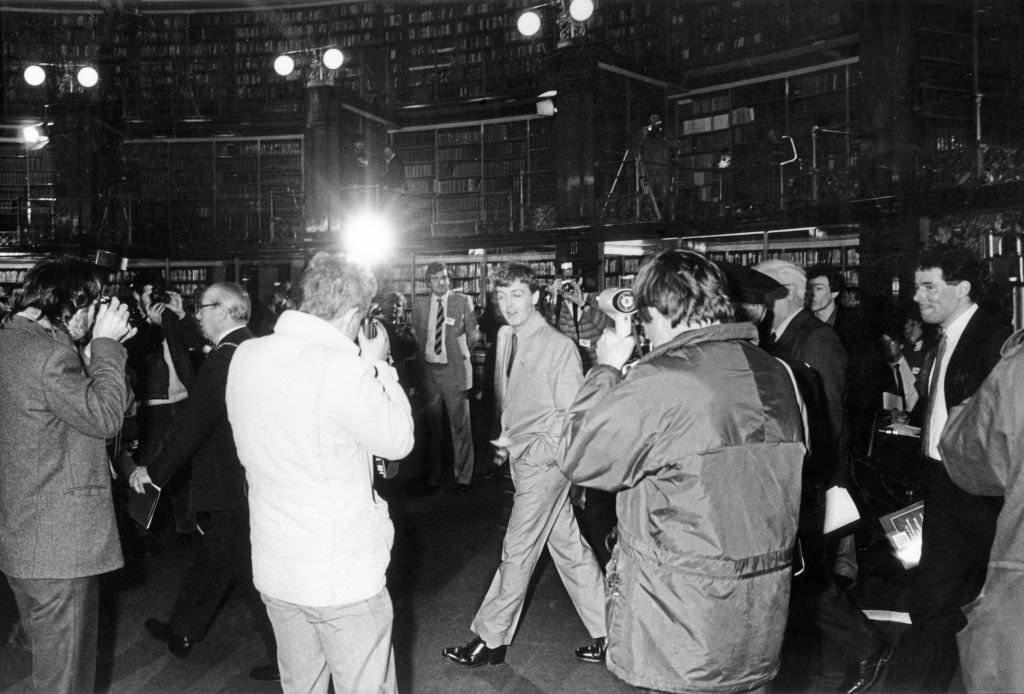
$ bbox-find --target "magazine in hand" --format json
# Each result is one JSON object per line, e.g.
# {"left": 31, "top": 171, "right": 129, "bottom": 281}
{"left": 879, "top": 501, "right": 924, "bottom": 569}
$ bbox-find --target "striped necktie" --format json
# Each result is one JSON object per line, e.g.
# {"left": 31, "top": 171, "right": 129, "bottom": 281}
{"left": 433, "top": 298, "right": 445, "bottom": 355}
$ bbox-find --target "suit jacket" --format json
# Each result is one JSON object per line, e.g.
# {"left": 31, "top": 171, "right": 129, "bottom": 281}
{"left": 770, "top": 308, "right": 848, "bottom": 461}
{"left": 412, "top": 291, "right": 478, "bottom": 391}
{"left": 145, "top": 326, "right": 253, "bottom": 511}
{"left": 0, "top": 316, "right": 129, "bottom": 579}
{"left": 922, "top": 307, "right": 1009, "bottom": 413}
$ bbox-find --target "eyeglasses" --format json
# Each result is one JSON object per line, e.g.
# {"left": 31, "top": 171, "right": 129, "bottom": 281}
{"left": 197, "top": 302, "right": 221, "bottom": 311}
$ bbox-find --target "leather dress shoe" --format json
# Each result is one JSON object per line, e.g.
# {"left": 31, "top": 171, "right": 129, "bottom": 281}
{"left": 249, "top": 663, "right": 281, "bottom": 681}
{"left": 839, "top": 642, "right": 894, "bottom": 694}
{"left": 442, "top": 637, "right": 506, "bottom": 667}
{"left": 574, "top": 636, "right": 607, "bottom": 663}
{"left": 144, "top": 617, "right": 194, "bottom": 658}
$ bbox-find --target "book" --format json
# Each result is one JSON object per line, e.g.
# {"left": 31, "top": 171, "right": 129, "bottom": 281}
{"left": 823, "top": 485, "right": 861, "bottom": 535}
{"left": 879, "top": 500, "right": 925, "bottom": 569}
{"left": 127, "top": 483, "right": 161, "bottom": 530}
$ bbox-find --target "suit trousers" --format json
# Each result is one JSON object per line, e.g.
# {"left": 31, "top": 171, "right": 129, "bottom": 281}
{"left": 421, "top": 369, "right": 474, "bottom": 487}
{"left": 8, "top": 574, "right": 98, "bottom": 694}
{"left": 887, "top": 459, "right": 1002, "bottom": 692}
{"left": 262, "top": 587, "right": 396, "bottom": 694}
{"left": 791, "top": 530, "right": 883, "bottom": 664}
{"left": 169, "top": 508, "right": 276, "bottom": 660}
{"left": 471, "top": 460, "right": 606, "bottom": 647}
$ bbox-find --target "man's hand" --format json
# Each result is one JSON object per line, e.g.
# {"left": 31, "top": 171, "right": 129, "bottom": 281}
{"left": 146, "top": 301, "right": 166, "bottom": 326}
{"left": 560, "top": 280, "right": 585, "bottom": 307}
{"left": 166, "top": 291, "right": 186, "bottom": 319}
{"left": 492, "top": 445, "right": 509, "bottom": 467}
{"left": 359, "top": 319, "right": 390, "bottom": 363}
{"left": 597, "top": 328, "right": 636, "bottom": 371}
{"left": 92, "top": 296, "right": 135, "bottom": 343}
{"left": 129, "top": 466, "right": 153, "bottom": 494}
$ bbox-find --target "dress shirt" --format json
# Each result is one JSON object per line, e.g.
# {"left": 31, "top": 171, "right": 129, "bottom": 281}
{"left": 925, "top": 303, "right": 978, "bottom": 459}
{"left": 424, "top": 292, "right": 448, "bottom": 365}
{"left": 226, "top": 309, "right": 414, "bottom": 607}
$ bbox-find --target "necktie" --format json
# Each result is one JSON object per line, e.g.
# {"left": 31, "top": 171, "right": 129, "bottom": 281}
{"left": 433, "top": 298, "right": 444, "bottom": 355}
{"left": 765, "top": 330, "right": 777, "bottom": 351}
{"left": 922, "top": 330, "right": 947, "bottom": 455}
{"left": 892, "top": 363, "right": 906, "bottom": 411}
{"left": 506, "top": 331, "right": 518, "bottom": 379}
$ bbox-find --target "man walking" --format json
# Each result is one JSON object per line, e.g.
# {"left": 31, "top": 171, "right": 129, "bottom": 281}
{"left": 442, "top": 263, "right": 606, "bottom": 667}
{"left": 227, "top": 253, "right": 413, "bottom": 694}
{"left": 412, "top": 261, "right": 478, "bottom": 492}
{"left": 130, "top": 282, "right": 277, "bottom": 680}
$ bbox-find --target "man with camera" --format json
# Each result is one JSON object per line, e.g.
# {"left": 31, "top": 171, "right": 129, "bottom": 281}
{"left": 0, "top": 255, "right": 134, "bottom": 693}
{"left": 558, "top": 250, "right": 805, "bottom": 693}
{"left": 226, "top": 253, "right": 413, "bottom": 694}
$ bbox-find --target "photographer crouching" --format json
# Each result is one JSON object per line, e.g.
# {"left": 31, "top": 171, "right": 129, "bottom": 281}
{"left": 558, "top": 249, "right": 806, "bottom": 693}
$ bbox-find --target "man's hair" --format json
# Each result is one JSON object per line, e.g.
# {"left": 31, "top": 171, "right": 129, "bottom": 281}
{"left": 299, "top": 252, "right": 377, "bottom": 321}
{"left": 16, "top": 255, "right": 103, "bottom": 323}
{"left": 633, "top": 249, "right": 734, "bottom": 327}
{"left": 752, "top": 259, "right": 807, "bottom": 301}
{"left": 425, "top": 262, "right": 447, "bottom": 278}
{"left": 805, "top": 263, "right": 845, "bottom": 294}
{"left": 492, "top": 263, "right": 539, "bottom": 294}
{"left": 206, "top": 282, "right": 251, "bottom": 322}
{"left": 917, "top": 244, "right": 984, "bottom": 300}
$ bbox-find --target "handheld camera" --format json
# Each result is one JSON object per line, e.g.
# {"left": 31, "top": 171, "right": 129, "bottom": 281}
{"left": 361, "top": 304, "right": 381, "bottom": 339}
{"left": 596, "top": 287, "right": 636, "bottom": 338}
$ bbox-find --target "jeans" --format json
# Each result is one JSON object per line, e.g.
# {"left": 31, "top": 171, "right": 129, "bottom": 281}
{"left": 262, "top": 587, "right": 396, "bottom": 694}
{"left": 8, "top": 575, "right": 98, "bottom": 694}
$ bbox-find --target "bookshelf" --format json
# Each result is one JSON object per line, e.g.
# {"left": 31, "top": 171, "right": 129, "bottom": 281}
{"left": 123, "top": 135, "right": 303, "bottom": 251}
{"left": 390, "top": 115, "right": 558, "bottom": 239}
{"left": 0, "top": 148, "right": 55, "bottom": 247}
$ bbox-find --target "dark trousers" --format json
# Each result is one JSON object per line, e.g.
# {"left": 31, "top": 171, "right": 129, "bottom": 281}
{"left": 169, "top": 508, "right": 276, "bottom": 661}
{"left": 572, "top": 487, "right": 617, "bottom": 571}
{"left": 791, "top": 529, "right": 884, "bottom": 665}
{"left": 887, "top": 460, "right": 1001, "bottom": 692}
{"left": 139, "top": 401, "right": 194, "bottom": 534}
{"left": 8, "top": 575, "right": 98, "bottom": 694}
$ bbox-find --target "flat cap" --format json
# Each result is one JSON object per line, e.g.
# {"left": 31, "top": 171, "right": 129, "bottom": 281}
{"left": 717, "top": 261, "right": 787, "bottom": 305}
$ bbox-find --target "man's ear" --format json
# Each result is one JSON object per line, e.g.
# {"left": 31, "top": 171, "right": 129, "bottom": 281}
{"left": 531, "top": 290, "right": 540, "bottom": 306}
{"left": 955, "top": 280, "right": 972, "bottom": 300}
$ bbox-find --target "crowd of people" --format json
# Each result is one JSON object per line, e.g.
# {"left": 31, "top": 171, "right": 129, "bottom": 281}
{"left": 0, "top": 241, "right": 1019, "bottom": 694}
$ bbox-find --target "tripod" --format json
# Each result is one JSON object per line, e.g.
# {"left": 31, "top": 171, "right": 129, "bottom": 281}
{"left": 601, "top": 146, "right": 662, "bottom": 222}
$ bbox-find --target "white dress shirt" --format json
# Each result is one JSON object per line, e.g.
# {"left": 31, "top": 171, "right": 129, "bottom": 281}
{"left": 926, "top": 303, "right": 978, "bottom": 459}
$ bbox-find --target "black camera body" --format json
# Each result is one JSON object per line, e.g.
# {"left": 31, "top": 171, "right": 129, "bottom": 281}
{"left": 362, "top": 304, "right": 382, "bottom": 339}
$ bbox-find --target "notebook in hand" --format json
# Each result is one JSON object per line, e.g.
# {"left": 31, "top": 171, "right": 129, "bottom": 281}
{"left": 127, "top": 483, "right": 161, "bottom": 530}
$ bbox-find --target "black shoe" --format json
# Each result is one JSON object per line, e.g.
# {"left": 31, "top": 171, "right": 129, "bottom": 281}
{"left": 442, "top": 637, "right": 507, "bottom": 667}
{"left": 249, "top": 663, "right": 281, "bottom": 681}
{"left": 574, "top": 636, "right": 607, "bottom": 663}
{"left": 144, "top": 618, "right": 194, "bottom": 658}
{"left": 839, "top": 642, "right": 894, "bottom": 694}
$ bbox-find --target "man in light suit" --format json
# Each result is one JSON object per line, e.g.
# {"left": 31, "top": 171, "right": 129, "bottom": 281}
{"left": 886, "top": 245, "right": 1009, "bottom": 692}
{"left": 130, "top": 282, "right": 277, "bottom": 681}
{"left": 442, "top": 263, "right": 606, "bottom": 668}
{"left": 412, "top": 262, "right": 479, "bottom": 492}
{"left": 0, "top": 256, "right": 133, "bottom": 694}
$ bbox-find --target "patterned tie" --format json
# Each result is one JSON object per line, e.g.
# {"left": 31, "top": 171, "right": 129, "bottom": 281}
{"left": 922, "top": 330, "right": 947, "bottom": 457}
{"left": 433, "top": 298, "right": 445, "bottom": 355}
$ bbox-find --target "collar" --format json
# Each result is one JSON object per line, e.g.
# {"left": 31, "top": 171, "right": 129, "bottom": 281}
{"left": 942, "top": 302, "right": 978, "bottom": 347}
{"left": 431, "top": 291, "right": 450, "bottom": 304}
{"left": 214, "top": 324, "right": 248, "bottom": 347}
{"left": 643, "top": 321, "right": 758, "bottom": 362}
{"left": 816, "top": 302, "right": 838, "bottom": 325}
{"left": 775, "top": 307, "right": 802, "bottom": 339}
{"left": 511, "top": 310, "right": 547, "bottom": 340}
{"left": 273, "top": 309, "right": 357, "bottom": 354}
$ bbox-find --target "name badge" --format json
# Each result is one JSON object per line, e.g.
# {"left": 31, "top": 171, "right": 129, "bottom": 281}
{"left": 445, "top": 317, "right": 456, "bottom": 326}
{"left": 579, "top": 338, "right": 592, "bottom": 348}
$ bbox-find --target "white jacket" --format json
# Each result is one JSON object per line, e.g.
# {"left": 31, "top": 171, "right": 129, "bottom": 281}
{"left": 226, "top": 310, "right": 414, "bottom": 607}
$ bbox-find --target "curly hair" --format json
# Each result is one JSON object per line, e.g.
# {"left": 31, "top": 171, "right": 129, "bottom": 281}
{"left": 299, "top": 252, "right": 377, "bottom": 322}
{"left": 15, "top": 255, "right": 103, "bottom": 324}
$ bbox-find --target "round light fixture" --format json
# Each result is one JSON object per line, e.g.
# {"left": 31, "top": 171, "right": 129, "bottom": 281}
{"left": 24, "top": 65, "right": 46, "bottom": 87}
{"left": 568, "top": 0, "right": 594, "bottom": 22}
{"left": 76, "top": 66, "right": 99, "bottom": 88}
{"left": 517, "top": 10, "right": 542, "bottom": 37}
{"left": 322, "top": 48, "right": 344, "bottom": 70}
{"left": 273, "top": 54, "right": 295, "bottom": 77}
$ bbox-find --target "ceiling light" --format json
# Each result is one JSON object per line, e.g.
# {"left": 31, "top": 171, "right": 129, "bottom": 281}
{"left": 24, "top": 65, "right": 46, "bottom": 87}
{"left": 273, "top": 54, "right": 295, "bottom": 77}
{"left": 517, "top": 11, "right": 542, "bottom": 37}
{"left": 76, "top": 66, "right": 99, "bottom": 88}
{"left": 322, "top": 48, "right": 344, "bottom": 70}
{"left": 568, "top": 0, "right": 594, "bottom": 22}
